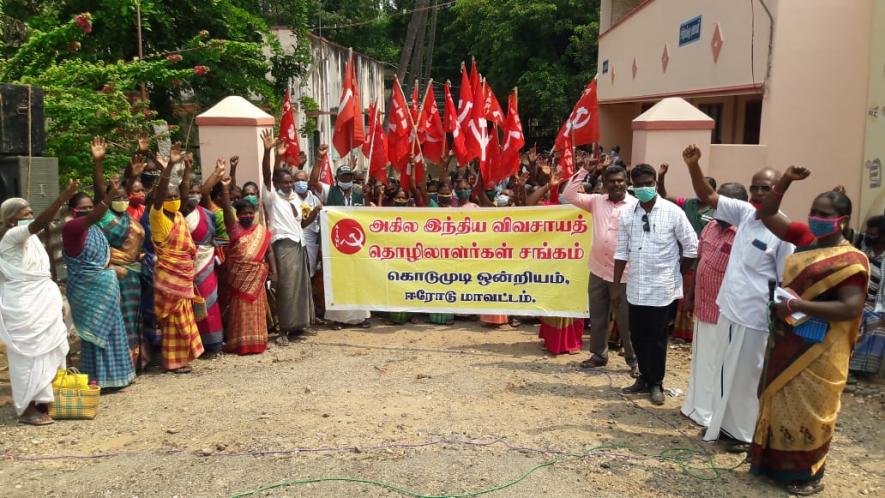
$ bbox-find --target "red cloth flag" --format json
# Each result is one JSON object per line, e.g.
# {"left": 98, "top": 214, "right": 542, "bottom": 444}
{"left": 319, "top": 149, "right": 334, "bottom": 185}
{"left": 410, "top": 84, "right": 420, "bottom": 123}
{"left": 482, "top": 125, "right": 502, "bottom": 186}
{"left": 418, "top": 85, "right": 446, "bottom": 164}
{"left": 387, "top": 75, "right": 412, "bottom": 172}
{"left": 559, "top": 132, "right": 575, "bottom": 178}
{"left": 470, "top": 76, "right": 490, "bottom": 177}
{"left": 555, "top": 79, "right": 599, "bottom": 151}
{"left": 361, "top": 102, "right": 389, "bottom": 184}
{"left": 496, "top": 90, "right": 524, "bottom": 184}
{"left": 444, "top": 82, "right": 469, "bottom": 165}
{"left": 484, "top": 83, "right": 505, "bottom": 127}
{"left": 332, "top": 53, "right": 366, "bottom": 157}
{"left": 278, "top": 89, "right": 302, "bottom": 166}
{"left": 457, "top": 64, "right": 479, "bottom": 161}
{"left": 469, "top": 58, "right": 480, "bottom": 101}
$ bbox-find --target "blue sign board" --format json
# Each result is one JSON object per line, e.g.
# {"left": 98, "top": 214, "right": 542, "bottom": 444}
{"left": 679, "top": 16, "right": 702, "bottom": 46}
{"left": 602, "top": 59, "right": 609, "bottom": 74}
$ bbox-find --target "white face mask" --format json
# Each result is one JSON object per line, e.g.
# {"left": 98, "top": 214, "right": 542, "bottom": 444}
{"left": 17, "top": 218, "right": 33, "bottom": 227}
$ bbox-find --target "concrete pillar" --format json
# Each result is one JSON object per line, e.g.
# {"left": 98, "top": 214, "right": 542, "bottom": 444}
{"left": 631, "top": 97, "right": 713, "bottom": 199}
{"left": 196, "top": 96, "right": 275, "bottom": 189}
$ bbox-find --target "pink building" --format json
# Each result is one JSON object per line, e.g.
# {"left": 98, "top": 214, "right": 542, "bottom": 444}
{"left": 597, "top": 0, "right": 883, "bottom": 223}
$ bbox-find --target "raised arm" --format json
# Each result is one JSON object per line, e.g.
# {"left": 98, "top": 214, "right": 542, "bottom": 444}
{"left": 757, "top": 165, "right": 810, "bottom": 240}
{"left": 260, "top": 128, "right": 276, "bottom": 190}
{"left": 90, "top": 136, "right": 108, "bottom": 205}
{"left": 30, "top": 180, "right": 80, "bottom": 234}
{"left": 219, "top": 175, "right": 237, "bottom": 234}
{"left": 309, "top": 144, "right": 328, "bottom": 192}
{"left": 657, "top": 163, "right": 678, "bottom": 203}
{"left": 201, "top": 159, "right": 225, "bottom": 208}
{"left": 229, "top": 155, "right": 239, "bottom": 189}
{"left": 153, "top": 156, "right": 173, "bottom": 211}
{"left": 682, "top": 145, "right": 718, "bottom": 208}
{"left": 83, "top": 161, "right": 111, "bottom": 227}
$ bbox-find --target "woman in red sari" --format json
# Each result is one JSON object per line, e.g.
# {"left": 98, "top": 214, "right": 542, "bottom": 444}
{"left": 218, "top": 175, "right": 272, "bottom": 354}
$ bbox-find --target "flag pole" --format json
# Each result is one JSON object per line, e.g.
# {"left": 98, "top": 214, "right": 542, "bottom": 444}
{"left": 365, "top": 98, "right": 377, "bottom": 190}
{"left": 347, "top": 47, "right": 355, "bottom": 172}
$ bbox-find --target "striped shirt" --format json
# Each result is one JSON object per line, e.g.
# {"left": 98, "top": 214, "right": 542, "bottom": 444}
{"left": 694, "top": 221, "right": 737, "bottom": 324}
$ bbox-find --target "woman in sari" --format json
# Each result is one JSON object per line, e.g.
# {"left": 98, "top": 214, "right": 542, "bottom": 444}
{"left": 181, "top": 160, "right": 223, "bottom": 354}
{"left": 151, "top": 151, "right": 204, "bottom": 373}
{"left": 0, "top": 182, "right": 79, "bottom": 425}
{"left": 849, "top": 215, "right": 885, "bottom": 378}
{"left": 97, "top": 174, "right": 145, "bottom": 369}
{"left": 218, "top": 175, "right": 272, "bottom": 354}
{"left": 754, "top": 166, "right": 868, "bottom": 495}
{"left": 62, "top": 137, "right": 135, "bottom": 389}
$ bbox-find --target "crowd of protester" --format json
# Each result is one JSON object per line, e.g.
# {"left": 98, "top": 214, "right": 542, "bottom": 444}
{"left": 0, "top": 131, "right": 882, "bottom": 497}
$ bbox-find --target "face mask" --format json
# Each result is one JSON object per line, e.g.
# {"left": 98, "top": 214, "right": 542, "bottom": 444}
{"left": 187, "top": 194, "right": 201, "bottom": 207}
{"left": 277, "top": 188, "right": 294, "bottom": 200}
{"left": 72, "top": 208, "right": 91, "bottom": 218}
{"left": 129, "top": 193, "right": 145, "bottom": 206}
{"left": 17, "top": 218, "right": 33, "bottom": 227}
{"left": 456, "top": 190, "right": 471, "bottom": 202}
{"left": 750, "top": 200, "right": 762, "bottom": 209}
{"left": 243, "top": 194, "right": 258, "bottom": 206}
{"left": 393, "top": 200, "right": 409, "bottom": 206}
{"left": 238, "top": 215, "right": 255, "bottom": 228}
{"left": 438, "top": 194, "right": 452, "bottom": 205}
{"left": 633, "top": 186, "right": 657, "bottom": 203}
{"left": 559, "top": 195, "right": 570, "bottom": 205}
{"left": 808, "top": 216, "right": 844, "bottom": 238}
{"left": 338, "top": 181, "right": 353, "bottom": 190}
{"left": 429, "top": 193, "right": 438, "bottom": 202}
{"left": 163, "top": 199, "right": 181, "bottom": 213}
{"left": 111, "top": 200, "right": 129, "bottom": 213}
{"left": 494, "top": 195, "right": 510, "bottom": 207}
{"left": 294, "top": 181, "right": 309, "bottom": 194}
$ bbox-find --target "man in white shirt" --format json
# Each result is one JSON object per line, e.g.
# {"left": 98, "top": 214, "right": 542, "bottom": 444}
{"left": 614, "top": 163, "right": 698, "bottom": 405}
{"left": 261, "top": 130, "right": 318, "bottom": 345}
{"left": 682, "top": 144, "right": 794, "bottom": 452}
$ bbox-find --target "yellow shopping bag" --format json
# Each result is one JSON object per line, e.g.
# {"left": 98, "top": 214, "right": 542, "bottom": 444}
{"left": 52, "top": 368, "right": 89, "bottom": 390}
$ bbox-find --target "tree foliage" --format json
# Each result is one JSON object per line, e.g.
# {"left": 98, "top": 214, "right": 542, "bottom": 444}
{"left": 0, "top": 0, "right": 315, "bottom": 183}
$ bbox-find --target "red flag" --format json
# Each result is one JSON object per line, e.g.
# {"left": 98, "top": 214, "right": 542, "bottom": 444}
{"left": 470, "top": 76, "right": 490, "bottom": 174}
{"left": 496, "top": 90, "right": 524, "bottom": 184}
{"left": 469, "top": 58, "right": 480, "bottom": 101}
{"left": 362, "top": 102, "right": 389, "bottom": 184}
{"left": 319, "top": 150, "right": 334, "bottom": 185}
{"left": 555, "top": 79, "right": 599, "bottom": 151}
{"left": 387, "top": 75, "right": 412, "bottom": 172}
{"left": 482, "top": 125, "right": 502, "bottom": 185}
{"left": 559, "top": 133, "right": 575, "bottom": 178}
{"left": 457, "top": 64, "right": 479, "bottom": 161}
{"left": 410, "top": 83, "right": 420, "bottom": 123}
{"left": 418, "top": 85, "right": 446, "bottom": 164}
{"left": 484, "top": 83, "right": 505, "bottom": 127}
{"left": 332, "top": 52, "right": 366, "bottom": 157}
{"left": 278, "top": 89, "right": 302, "bottom": 166}
{"left": 444, "top": 82, "right": 469, "bottom": 165}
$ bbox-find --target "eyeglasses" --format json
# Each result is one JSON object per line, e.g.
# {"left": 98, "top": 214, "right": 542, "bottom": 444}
{"left": 642, "top": 214, "right": 650, "bottom": 232}
{"left": 749, "top": 185, "right": 772, "bottom": 193}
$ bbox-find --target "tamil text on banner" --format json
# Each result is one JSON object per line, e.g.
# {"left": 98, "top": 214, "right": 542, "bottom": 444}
{"left": 320, "top": 206, "right": 591, "bottom": 317}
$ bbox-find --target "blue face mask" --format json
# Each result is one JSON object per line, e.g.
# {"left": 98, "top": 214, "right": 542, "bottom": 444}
{"left": 559, "top": 195, "right": 569, "bottom": 204}
{"left": 17, "top": 218, "right": 33, "bottom": 227}
{"left": 808, "top": 216, "right": 843, "bottom": 238}
{"left": 634, "top": 186, "right": 657, "bottom": 203}
{"left": 243, "top": 194, "right": 259, "bottom": 206}
{"left": 495, "top": 195, "right": 510, "bottom": 207}
{"left": 338, "top": 181, "right": 353, "bottom": 190}
{"left": 294, "top": 181, "right": 309, "bottom": 194}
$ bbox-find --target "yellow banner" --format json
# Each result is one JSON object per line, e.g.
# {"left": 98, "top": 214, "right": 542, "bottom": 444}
{"left": 320, "top": 206, "right": 591, "bottom": 317}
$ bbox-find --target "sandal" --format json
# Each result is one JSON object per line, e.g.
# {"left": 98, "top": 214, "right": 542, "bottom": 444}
{"left": 19, "top": 412, "right": 53, "bottom": 426}
{"left": 786, "top": 481, "right": 824, "bottom": 496}
{"left": 580, "top": 355, "right": 608, "bottom": 369}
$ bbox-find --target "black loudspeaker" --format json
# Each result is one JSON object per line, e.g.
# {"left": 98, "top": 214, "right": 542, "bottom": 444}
{"left": 0, "top": 84, "right": 45, "bottom": 156}
{"left": 0, "top": 156, "right": 59, "bottom": 214}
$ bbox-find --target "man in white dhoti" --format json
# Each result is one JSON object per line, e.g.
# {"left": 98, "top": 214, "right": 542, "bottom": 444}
{"left": 683, "top": 145, "right": 794, "bottom": 452}
{"left": 0, "top": 182, "right": 79, "bottom": 425}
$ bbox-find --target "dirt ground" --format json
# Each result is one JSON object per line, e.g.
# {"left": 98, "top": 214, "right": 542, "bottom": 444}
{"left": 0, "top": 319, "right": 883, "bottom": 498}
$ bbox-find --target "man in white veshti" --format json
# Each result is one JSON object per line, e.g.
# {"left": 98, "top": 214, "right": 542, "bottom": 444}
{"left": 0, "top": 181, "right": 80, "bottom": 425}
{"left": 682, "top": 145, "right": 794, "bottom": 451}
